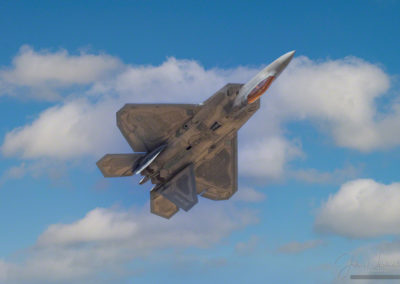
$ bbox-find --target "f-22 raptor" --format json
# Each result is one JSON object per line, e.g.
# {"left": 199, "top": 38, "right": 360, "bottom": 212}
{"left": 97, "top": 51, "right": 295, "bottom": 219}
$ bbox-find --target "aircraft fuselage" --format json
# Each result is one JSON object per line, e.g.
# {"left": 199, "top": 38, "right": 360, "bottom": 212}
{"left": 143, "top": 83, "right": 259, "bottom": 187}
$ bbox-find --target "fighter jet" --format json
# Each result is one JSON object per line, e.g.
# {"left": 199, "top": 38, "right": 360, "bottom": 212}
{"left": 97, "top": 51, "right": 295, "bottom": 219}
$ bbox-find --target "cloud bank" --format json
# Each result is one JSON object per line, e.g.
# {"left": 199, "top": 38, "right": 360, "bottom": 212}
{"left": 0, "top": 46, "right": 123, "bottom": 100}
{"left": 267, "top": 56, "right": 395, "bottom": 151}
{"left": 232, "top": 187, "right": 266, "bottom": 203}
{"left": 1, "top": 46, "right": 398, "bottom": 182}
{"left": 0, "top": 203, "right": 257, "bottom": 284}
{"left": 315, "top": 179, "right": 400, "bottom": 238}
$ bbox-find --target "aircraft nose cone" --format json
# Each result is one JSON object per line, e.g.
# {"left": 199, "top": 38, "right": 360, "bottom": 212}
{"left": 234, "top": 50, "right": 296, "bottom": 106}
{"left": 284, "top": 50, "right": 296, "bottom": 60}
{"left": 273, "top": 50, "right": 295, "bottom": 77}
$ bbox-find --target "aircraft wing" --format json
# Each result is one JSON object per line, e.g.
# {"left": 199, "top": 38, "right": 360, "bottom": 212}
{"left": 117, "top": 104, "right": 199, "bottom": 152}
{"left": 194, "top": 134, "right": 238, "bottom": 200}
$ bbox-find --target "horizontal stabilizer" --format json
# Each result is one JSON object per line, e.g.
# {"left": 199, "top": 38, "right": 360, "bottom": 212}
{"left": 96, "top": 153, "right": 144, "bottom": 177}
{"left": 150, "top": 190, "right": 179, "bottom": 219}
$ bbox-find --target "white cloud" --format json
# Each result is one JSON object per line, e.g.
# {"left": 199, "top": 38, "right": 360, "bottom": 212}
{"left": 1, "top": 98, "right": 123, "bottom": 159}
{"left": 93, "top": 57, "right": 255, "bottom": 103}
{"left": 37, "top": 208, "right": 138, "bottom": 246}
{"left": 4, "top": 163, "right": 26, "bottom": 179}
{"left": 0, "top": 260, "right": 8, "bottom": 282}
{"left": 0, "top": 46, "right": 123, "bottom": 100}
{"left": 232, "top": 187, "right": 266, "bottom": 203}
{"left": 0, "top": 163, "right": 26, "bottom": 185}
{"left": 0, "top": 204, "right": 257, "bottom": 283}
{"left": 315, "top": 179, "right": 400, "bottom": 238}
{"left": 277, "top": 239, "right": 324, "bottom": 254}
{"left": 268, "top": 56, "right": 396, "bottom": 151}
{"left": 0, "top": 160, "right": 71, "bottom": 187}
{"left": 235, "top": 235, "right": 260, "bottom": 255}
{"left": 239, "top": 136, "right": 303, "bottom": 180}
{"left": 292, "top": 164, "right": 361, "bottom": 184}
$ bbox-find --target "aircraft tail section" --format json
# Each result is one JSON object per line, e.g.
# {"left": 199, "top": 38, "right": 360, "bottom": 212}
{"left": 150, "top": 164, "right": 198, "bottom": 218}
{"left": 150, "top": 190, "right": 179, "bottom": 219}
{"left": 96, "top": 153, "right": 145, "bottom": 177}
{"left": 195, "top": 134, "right": 238, "bottom": 200}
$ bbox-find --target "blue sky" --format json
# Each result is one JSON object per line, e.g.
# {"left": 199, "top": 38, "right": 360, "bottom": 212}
{"left": 0, "top": 1, "right": 400, "bottom": 283}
